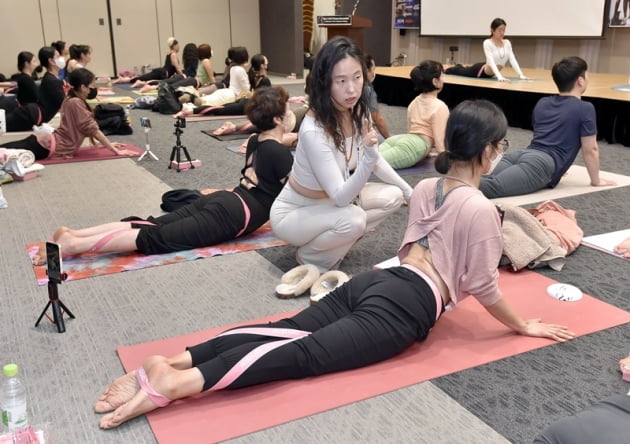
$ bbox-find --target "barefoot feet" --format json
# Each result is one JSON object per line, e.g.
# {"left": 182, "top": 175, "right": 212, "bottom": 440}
{"left": 94, "top": 370, "right": 139, "bottom": 413}
{"left": 213, "top": 121, "right": 237, "bottom": 136}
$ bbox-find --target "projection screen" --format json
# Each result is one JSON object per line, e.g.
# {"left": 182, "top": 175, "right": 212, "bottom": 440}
{"left": 420, "top": 0, "right": 607, "bottom": 38}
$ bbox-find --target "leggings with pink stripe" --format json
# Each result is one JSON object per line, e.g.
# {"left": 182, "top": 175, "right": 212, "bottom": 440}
{"left": 188, "top": 266, "right": 438, "bottom": 392}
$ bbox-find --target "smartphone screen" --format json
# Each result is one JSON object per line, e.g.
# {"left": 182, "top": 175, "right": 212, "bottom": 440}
{"left": 140, "top": 117, "right": 152, "bottom": 128}
{"left": 46, "top": 241, "right": 63, "bottom": 282}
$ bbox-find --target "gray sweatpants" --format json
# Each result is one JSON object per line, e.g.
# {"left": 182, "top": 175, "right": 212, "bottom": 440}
{"left": 479, "top": 149, "right": 555, "bottom": 199}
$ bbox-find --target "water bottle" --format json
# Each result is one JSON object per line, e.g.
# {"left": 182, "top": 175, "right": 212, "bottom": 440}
{"left": 1, "top": 364, "right": 28, "bottom": 431}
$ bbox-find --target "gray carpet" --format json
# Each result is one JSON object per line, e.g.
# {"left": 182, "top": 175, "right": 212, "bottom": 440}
{"left": 1, "top": 78, "right": 629, "bottom": 443}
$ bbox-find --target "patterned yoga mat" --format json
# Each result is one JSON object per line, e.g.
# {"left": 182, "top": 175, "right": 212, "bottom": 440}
{"left": 26, "top": 223, "right": 286, "bottom": 285}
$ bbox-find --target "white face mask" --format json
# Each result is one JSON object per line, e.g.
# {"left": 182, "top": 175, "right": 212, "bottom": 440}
{"left": 487, "top": 151, "right": 503, "bottom": 174}
{"left": 55, "top": 56, "right": 66, "bottom": 69}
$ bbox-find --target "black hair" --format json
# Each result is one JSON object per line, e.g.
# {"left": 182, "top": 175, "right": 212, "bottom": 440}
{"left": 197, "top": 43, "right": 212, "bottom": 60}
{"left": 306, "top": 36, "right": 369, "bottom": 150}
{"left": 231, "top": 47, "right": 249, "bottom": 65}
{"left": 248, "top": 54, "right": 267, "bottom": 88}
{"left": 364, "top": 54, "right": 375, "bottom": 70}
{"left": 35, "top": 46, "right": 57, "bottom": 75}
{"left": 551, "top": 56, "right": 587, "bottom": 93}
{"left": 490, "top": 17, "right": 507, "bottom": 37}
{"left": 69, "top": 44, "right": 91, "bottom": 61}
{"left": 17, "top": 51, "right": 35, "bottom": 72}
{"left": 51, "top": 41, "right": 66, "bottom": 55}
{"left": 67, "top": 68, "right": 95, "bottom": 95}
{"left": 182, "top": 43, "right": 199, "bottom": 73}
{"left": 435, "top": 99, "right": 507, "bottom": 174}
{"left": 409, "top": 60, "right": 444, "bottom": 93}
{"left": 245, "top": 86, "right": 289, "bottom": 131}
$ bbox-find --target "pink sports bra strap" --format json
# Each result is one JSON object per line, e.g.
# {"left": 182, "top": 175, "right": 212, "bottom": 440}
{"left": 217, "top": 327, "right": 311, "bottom": 339}
{"left": 232, "top": 192, "right": 251, "bottom": 238}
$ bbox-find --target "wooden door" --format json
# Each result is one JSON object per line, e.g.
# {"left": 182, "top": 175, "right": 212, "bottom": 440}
{"left": 56, "top": 0, "right": 114, "bottom": 77}
{"left": 109, "top": 0, "right": 162, "bottom": 75}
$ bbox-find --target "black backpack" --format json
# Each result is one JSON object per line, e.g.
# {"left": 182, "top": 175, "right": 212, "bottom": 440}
{"left": 94, "top": 103, "right": 133, "bottom": 135}
{"left": 154, "top": 81, "right": 182, "bottom": 115}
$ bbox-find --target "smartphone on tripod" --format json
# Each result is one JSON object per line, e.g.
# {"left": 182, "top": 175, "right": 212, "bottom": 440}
{"left": 140, "top": 117, "right": 152, "bottom": 128}
{"left": 46, "top": 241, "right": 63, "bottom": 282}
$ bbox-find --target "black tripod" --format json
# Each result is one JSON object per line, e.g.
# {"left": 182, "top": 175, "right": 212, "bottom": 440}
{"left": 35, "top": 273, "right": 75, "bottom": 333}
{"left": 168, "top": 119, "right": 195, "bottom": 172}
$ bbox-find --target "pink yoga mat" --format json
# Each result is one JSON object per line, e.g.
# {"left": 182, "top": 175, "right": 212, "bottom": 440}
{"left": 116, "top": 269, "right": 630, "bottom": 443}
{"left": 38, "top": 144, "right": 143, "bottom": 165}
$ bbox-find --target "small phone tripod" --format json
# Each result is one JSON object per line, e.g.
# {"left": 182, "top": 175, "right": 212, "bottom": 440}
{"left": 138, "top": 126, "right": 159, "bottom": 161}
{"left": 168, "top": 118, "right": 195, "bottom": 172}
{"left": 35, "top": 273, "right": 75, "bottom": 333}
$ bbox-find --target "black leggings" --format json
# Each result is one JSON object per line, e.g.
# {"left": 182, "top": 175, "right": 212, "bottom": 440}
{"left": 0, "top": 135, "right": 49, "bottom": 160}
{"left": 133, "top": 190, "right": 246, "bottom": 254}
{"left": 5, "top": 103, "right": 41, "bottom": 132}
{"left": 188, "top": 266, "right": 438, "bottom": 391}
{"left": 193, "top": 98, "right": 249, "bottom": 116}
{"left": 445, "top": 62, "right": 492, "bottom": 78}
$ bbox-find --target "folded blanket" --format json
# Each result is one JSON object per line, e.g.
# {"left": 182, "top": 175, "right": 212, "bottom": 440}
{"left": 501, "top": 203, "right": 567, "bottom": 271}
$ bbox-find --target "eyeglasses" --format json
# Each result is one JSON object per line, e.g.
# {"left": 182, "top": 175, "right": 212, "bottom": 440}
{"left": 496, "top": 138, "right": 510, "bottom": 152}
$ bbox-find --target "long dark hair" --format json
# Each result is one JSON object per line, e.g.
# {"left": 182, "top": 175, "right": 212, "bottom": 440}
{"left": 182, "top": 43, "right": 199, "bottom": 75}
{"left": 435, "top": 100, "right": 507, "bottom": 174}
{"left": 248, "top": 54, "right": 267, "bottom": 89}
{"left": 67, "top": 68, "right": 95, "bottom": 112}
{"left": 410, "top": 60, "right": 444, "bottom": 93}
{"left": 17, "top": 51, "right": 35, "bottom": 72}
{"left": 306, "top": 36, "right": 369, "bottom": 150}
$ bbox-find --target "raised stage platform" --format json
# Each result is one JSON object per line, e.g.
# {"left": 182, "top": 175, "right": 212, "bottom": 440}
{"left": 373, "top": 66, "right": 630, "bottom": 146}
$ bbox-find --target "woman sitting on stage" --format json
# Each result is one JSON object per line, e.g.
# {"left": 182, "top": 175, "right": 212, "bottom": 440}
{"left": 445, "top": 18, "right": 528, "bottom": 82}
{"left": 32, "top": 86, "right": 294, "bottom": 265}
{"left": 93, "top": 99, "right": 574, "bottom": 430}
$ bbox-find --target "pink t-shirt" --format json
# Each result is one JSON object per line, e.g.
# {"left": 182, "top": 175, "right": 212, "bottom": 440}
{"left": 51, "top": 97, "right": 99, "bottom": 158}
{"left": 398, "top": 177, "right": 503, "bottom": 307}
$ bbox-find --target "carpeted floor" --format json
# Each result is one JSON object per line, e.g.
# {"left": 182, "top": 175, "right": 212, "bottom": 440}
{"left": 1, "top": 77, "right": 629, "bottom": 443}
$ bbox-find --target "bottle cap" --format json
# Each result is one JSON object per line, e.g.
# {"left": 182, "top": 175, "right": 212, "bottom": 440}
{"left": 3, "top": 363, "right": 18, "bottom": 377}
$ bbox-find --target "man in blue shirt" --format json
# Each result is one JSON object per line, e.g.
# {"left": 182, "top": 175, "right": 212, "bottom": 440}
{"left": 479, "top": 56, "right": 616, "bottom": 198}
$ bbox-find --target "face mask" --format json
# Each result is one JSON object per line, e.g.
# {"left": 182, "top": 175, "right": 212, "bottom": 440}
{"left": 487, "top": 151, "right": 503, "bottom": 174}
{"left": 55, "top": 56, "right": 65, "bottom": 69}
{"left": 87, "top": 87, "right": 98, "bottom": 100}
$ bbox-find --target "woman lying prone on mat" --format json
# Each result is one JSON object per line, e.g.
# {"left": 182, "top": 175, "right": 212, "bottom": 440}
{"left": 0, "top": 68, "right": 135, "bottom": 159}
{"left": 93, "top": 99, "right": 574, "bottom": 430}
{"left": 32, "top": 86, "right": 294, "bottom": 265}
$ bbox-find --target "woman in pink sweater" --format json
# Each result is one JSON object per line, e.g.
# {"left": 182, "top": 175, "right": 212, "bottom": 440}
{"left": 0, "top": 68, "right": 135, "bottom": 159}
{"left": 94, "top": 99, "right": 574, "bottom": 430}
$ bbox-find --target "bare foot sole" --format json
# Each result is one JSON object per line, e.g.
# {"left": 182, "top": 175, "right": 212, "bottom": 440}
{"left": 99, "top": 384, "right": 157, "bottom": 429}
{"left": 32, "top": 242, "right": 46, "bottom": 266}
{"left": 94, "top": 370, "right": 139, "bottom": 413}
{"left": 213, "top": 121, "right": 236, "bottom": 136}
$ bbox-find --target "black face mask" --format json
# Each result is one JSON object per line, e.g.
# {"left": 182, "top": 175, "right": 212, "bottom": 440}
{"left": 87, "top": 87, "right": 98, "bottom": 100}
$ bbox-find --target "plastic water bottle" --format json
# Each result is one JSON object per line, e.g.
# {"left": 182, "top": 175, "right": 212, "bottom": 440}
{"left": 1, "top": 364, "right": 28, "bottom": 431}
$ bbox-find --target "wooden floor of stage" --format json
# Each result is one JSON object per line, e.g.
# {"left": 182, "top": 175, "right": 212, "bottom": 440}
{"left": 375, "top": 66, "right": 630, "bottom": 102}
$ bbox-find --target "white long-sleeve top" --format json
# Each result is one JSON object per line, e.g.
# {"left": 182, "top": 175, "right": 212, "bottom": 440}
{"left": 482, "top": 39, "right": 525, "bottom": 81}
{"left": 291, "top": 114, "right": 413, "bottom": 206}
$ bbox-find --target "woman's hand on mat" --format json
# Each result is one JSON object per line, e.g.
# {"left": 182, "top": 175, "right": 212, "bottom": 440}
{"left": 521, "top": 319, "right": 575, "bottom": 342}
{"left": 591, "top": 177, "right": 617, "bottom": 187}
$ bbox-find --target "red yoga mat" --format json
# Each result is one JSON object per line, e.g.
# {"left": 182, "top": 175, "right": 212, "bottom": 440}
{"left": 38, "top": 144, "right": 143, "bottom": 164}
{"left": 116, "top": 269, "right": 630, "bottom": 443}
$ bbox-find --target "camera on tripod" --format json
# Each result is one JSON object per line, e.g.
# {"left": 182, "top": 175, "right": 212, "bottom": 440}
{"left": 174, "top": 116, "right": 186, "bottom": 129}
{"left": 169, "top": 115, "right": 200, "bottom": 171}
{"left": 447, "top": 45, "right": 459, "bottom": 65}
